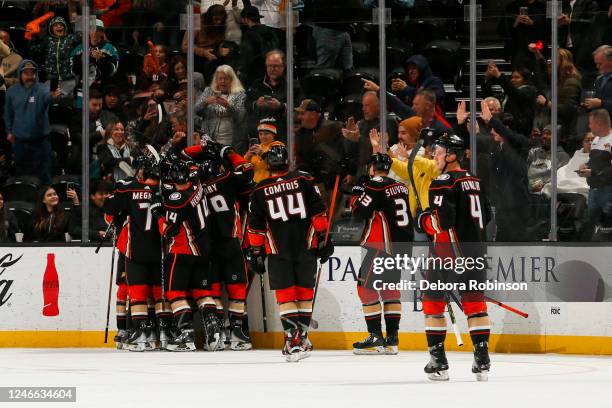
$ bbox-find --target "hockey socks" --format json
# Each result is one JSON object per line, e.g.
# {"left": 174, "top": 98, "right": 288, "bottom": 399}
{"left": 383, "top": 300, "right": 401, "bottom": 335}
{"left": 297, "top": 300, "right": 313, "bottom": 332}
{"left": 278, "top": 302, "right": 300, "bottom": 332}
{"left": 362, "top": 301, "right": 382, "bottom": 335}
{"left": 467, "top": 313, "right": 491, "bottom": 345}
{"left": 425, "top": 316, "right": 447, "bottom": 347}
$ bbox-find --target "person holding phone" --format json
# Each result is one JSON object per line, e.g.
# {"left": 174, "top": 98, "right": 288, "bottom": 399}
{"left": 31, "top": 186, "right": 80, "bottom": 242}
{"left": 244, "top": 117, "right": 284, "bottom": 182}
{"left": 498, "top": 0, "right": 547, "bottom": 70}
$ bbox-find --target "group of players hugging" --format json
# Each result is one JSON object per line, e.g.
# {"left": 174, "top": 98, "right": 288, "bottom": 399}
{"left": 103, "top": 125, "right": 492, "bottom": 380}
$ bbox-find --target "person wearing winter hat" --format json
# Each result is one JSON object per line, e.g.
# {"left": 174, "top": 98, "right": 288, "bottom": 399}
{"left": 245, "top": 117, "right": 285, "bottom": 182}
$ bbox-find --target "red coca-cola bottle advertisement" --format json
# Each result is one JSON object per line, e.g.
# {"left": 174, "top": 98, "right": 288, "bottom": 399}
{"left": 42, "top": 253, "right": 59, "bottom": 316}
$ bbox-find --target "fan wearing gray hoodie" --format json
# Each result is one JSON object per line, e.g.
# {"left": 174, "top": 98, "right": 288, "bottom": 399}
{"left": 3, "top": 60, "right": 60, "bottom": 184}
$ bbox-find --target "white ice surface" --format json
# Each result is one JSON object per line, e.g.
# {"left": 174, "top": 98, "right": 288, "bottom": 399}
{"left": 0, "top": 349, "right": 610, "bottom": 408}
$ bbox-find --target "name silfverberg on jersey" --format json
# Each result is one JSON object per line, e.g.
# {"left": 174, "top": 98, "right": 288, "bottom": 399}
{"left": 263, "top": 179, "right": 299, "bottom": 196}
{"left": 132, "top": 191, "right": 153, "bottom": 200}
{"left": 460, "top": 179, "right": 481, "bottom": 192}
{"left": 385, "top": 184, "right": 409, "bottom": 198}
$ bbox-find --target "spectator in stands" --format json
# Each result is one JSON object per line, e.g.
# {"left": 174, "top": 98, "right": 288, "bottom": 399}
{"left": 391, "top": 54, "right": 445, "bottom": 112}
{"left": 164, "top": 55, "right": 205, "bottom": 97}
{"left": 308, "top": 0, "right": 355, "bottom": 72}
{"left": 0, "top": 30, "right": 23, "bottom": 89}
{"left": 558, "top": 0, "right": 599, "bottom": 70}
{"left": 483, "top": 63, "right": 537, "bottom": 139}
{"left": 28, "top": 16, "right": 81, "bottom": 98}
{"left": 183, "top": 4, "right": 237, "bottom": 82}
{"left": 388, "top": 116, "right": 424, "bottom": 162}
{"left": 0, "top": 192, "right": 20, "bottom": 243}
{"left": 239, "top": 5, "right": 283, "bottom": 85}
{"left": 251, "top": 0, "right": 283, "bottom": 29}
{"left": 578, "top": 109, "right": 612, "bottom": 231}
{"left": 4, "top": 60, "right": 60, "bottom": 185}
{"left": 542, "top": 132, "right": 593, "bottom": 199}
{"left": 87, "top": 180, "right": 113, "bottom": 241}
{"left": 341, "top": 91, "right": 398, "bottom": 180}
{"left": 71, "top": 19, "right": 120, "bottom": 89}
{"left": 410, "top": 90, "right": 451, "bottom": 133}
{"left": 94, "top": 0, "right": 132, "bottom": 45}
{"left": 246, "top": 50, "right": 288, "bottom": 139}
{"left": 31, "top": 185, "right": 80, "bottom": 242}
{"left": 584, "top": 45, "right": 612, "bottom": 118}
{"left": 244, "top": 118, "right": 284, "bottom": 183}
{"left": 129, "top": 97, "right": 171, "bottom": 151}
{"left": 294, "top": 98, "right": 344, "bottom": 188}
{"left": 195, "top": 64, "right": 248, "bottom": 152}
{"left": 480, "top": 99, "right": 530, "bottom": 241}
{"left": 202, "top": 0, "right": 244, "bottom": 44}
{"left": 98, "top": 121, "right": 134, "bottom": 182}
{"left": 531, "top": 46, "right": 583, "bottom": 149}
{"left": 88, "top": 89, "right": 118, "bottom": 153}
{"left": 103, "top": 85, "right": 124, "bottom": 121}
{"left": 527, "top": 125, "right": 570, "bottom": 193}
{"left": 498, "top": 0, "right": 548, "bottom": 70}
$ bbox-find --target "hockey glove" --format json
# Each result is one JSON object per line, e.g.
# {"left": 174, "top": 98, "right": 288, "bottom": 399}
{"left": 415, "top": 209, "right": 431, "bottom": 235}
{"left": 316, "top": 233, "right": 334, "bottom": 264}
{"left": 247, "top": 246, "right": 267, "bottom": 275}
{"left": 149, "top": 195, "right": 164, "bottom": 219}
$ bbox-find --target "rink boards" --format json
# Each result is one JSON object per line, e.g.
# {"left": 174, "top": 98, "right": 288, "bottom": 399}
{"left": 0, "top": 246, "right": 610, "bottom": 354}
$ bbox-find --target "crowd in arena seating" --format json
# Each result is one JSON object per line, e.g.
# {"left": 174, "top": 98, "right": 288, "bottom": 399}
{"left": 0, "top": 0, "right": 611, "bottom": 243}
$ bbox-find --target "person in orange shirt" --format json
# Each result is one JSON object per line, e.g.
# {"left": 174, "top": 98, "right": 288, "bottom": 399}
{"left": 244, "top": 117, "right": 285, "bottom": 183}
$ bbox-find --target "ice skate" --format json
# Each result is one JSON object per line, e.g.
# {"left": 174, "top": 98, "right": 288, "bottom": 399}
{"left": 166, "top": 328, "right": 196, "bottom": 352}
{"left": 229, "top": 320, "right": 253, "bottom": 351}
{"left": 202, "top": 312, "right": 222, "bottom": 351}
{"left": 353, "top": 333, "right": 385, "bottom": 355}
{"left": 472, "top": 341, "right": 490, "bottom": 382}
{"left": 384, "top": 333, "right": 399, "bottom": 355}
{"left": 125, "top": 321, "right": 151, "bottom": 352}
{"left": 282, "top": 329, "right": 303, "bottom": 362}
{"left": 424, "top": 343, "right": 449, "bottom": 381}
{"left": 114, "top": 330, "right": 128, "bottom": 350}
{"left": 157, "top": 319, "right": 172, "bottom": 351}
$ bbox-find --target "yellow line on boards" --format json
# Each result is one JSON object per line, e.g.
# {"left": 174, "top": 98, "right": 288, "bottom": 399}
{"left": 0, "top": 331, "right": 611, "bottom": 355}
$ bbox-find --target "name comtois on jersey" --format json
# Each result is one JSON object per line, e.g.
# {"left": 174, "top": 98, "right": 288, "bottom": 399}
{"left": 263, "top": 179, "right": 299, "bottom": 196}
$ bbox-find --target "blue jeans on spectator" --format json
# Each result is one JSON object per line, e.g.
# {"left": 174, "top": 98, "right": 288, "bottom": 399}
{"left": 587, "top": 185, "right": 612, "bottom": 224}
{"left": 13, "top": 137, "right": 52, "bottom": 185}
{"left": 312, "top": 26, "right": 353, "bottom": 72}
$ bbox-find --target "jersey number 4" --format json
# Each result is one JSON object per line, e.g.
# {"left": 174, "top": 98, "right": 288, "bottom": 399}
{"left": 266, "top": 192, "right": 306, "bottom": 221}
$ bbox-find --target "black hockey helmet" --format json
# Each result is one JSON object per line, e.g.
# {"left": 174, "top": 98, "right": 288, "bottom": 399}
{"left": 167, "top": 160, "right": 197, "bottom": 184}
{"left": 198, "top": 159, "right": 221, "bottom": 180}
{"left": 433, "top": 132, "right": 466, "bottom": 161}
{"left": 133, "top": 154, "right": 159, "bottom": 180}
{"left": 264, "top": 142, "right": 289, "bottom": 171}
{"left": 366, "top": 153, "right": 392, "bottom": 172}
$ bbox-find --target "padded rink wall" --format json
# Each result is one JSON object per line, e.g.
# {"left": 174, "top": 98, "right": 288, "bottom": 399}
{"left": 0, "top": 246, "right": 611, "bottom": 354}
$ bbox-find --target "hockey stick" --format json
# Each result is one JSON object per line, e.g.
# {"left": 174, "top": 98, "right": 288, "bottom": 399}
{"left": 308, "top": 174, "right": 341, "bottom": 332}
{"left": 445, "top": 293, "right": 463, "bottom": 346}
{"left": 104, "top": 225, "right": 117, "bottom": 343}
{"left": 260, "top": 273, "right": 268, "bottom": 332}
{"left": 485, "top": 296, "right": 529, "bottom": 318}
{"left": 95, "top": 222, "right": 114, "bottom": 254}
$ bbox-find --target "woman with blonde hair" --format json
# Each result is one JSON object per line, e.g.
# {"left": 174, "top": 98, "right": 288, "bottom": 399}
{"left": 196, "top": 64, "right": 247, "bottom": 152}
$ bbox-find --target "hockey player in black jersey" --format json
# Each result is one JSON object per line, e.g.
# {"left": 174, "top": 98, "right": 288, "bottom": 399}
{"left": 103, "top": 153, "right": 173, "bottom": 351}
{"left": 247, "top": 144, "right": 334, "bottom": 362}
{"left": 155, "top": 159, "right": 218, "bottom": 352}
{"left": 416, "top": 133, "right": 492, "bottom": 381}
{"left": 181, "top": 140, "right": 255, "bottom": 351}
{"left": 350, "top": 153, "right": 412, "bottom": 355}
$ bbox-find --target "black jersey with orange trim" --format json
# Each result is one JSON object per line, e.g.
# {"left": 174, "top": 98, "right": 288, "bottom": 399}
{"left": 351, "top": 176, "right": 413, "bottom": 254}
{"left": 162, "top": 182, "right": 211, "bottom": 256}
{"left": 103, "top": 179, "right": 162, "bottom": 262}
{"left": 203, "top": 168, "right": 254, "bottom": 239}
{"left": 423, "top": 169, "right": 490, "bottom": 258}
{"left": 248, "top": 170, "right": 327, "bottom": 257}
